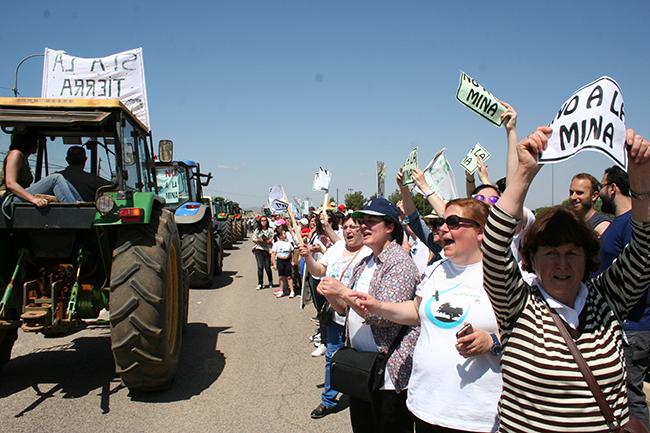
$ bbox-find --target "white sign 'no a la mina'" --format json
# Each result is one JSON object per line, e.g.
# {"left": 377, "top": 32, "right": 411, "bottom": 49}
{"left": 41, "top": 47, "right": 151, "bottom": 129}
{"left": 540, "top": 76, "right": 627, "bottom": 168}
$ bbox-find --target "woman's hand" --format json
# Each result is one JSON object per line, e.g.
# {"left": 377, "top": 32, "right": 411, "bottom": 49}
{"left": 298, "top": 244, "right": 310, "bottom": 257}
{"left": 396, "top": 167, "right": 407, "bottom": 190}
{"left": 318, "top": 277, "right": 347, "bottom": 298}
{"left": 516, "top": 126, "right": 552, "bottom": 180}
{"left": 411, "top": 168, "right": 429, "bottom": 194}
{"left": 476, "top": 157, "right": 491, "bottom": 185}
{"left": 455, "top": 328, "right": 493, "bottom": 358}
{"left": 30, "top": 196, "right": 48, "bottom": 208}
{"left": 501, "top": 100, "right": 517, "bottom": 132}
{"left": 349, "top": 292, "right": 381, "bottom": 315}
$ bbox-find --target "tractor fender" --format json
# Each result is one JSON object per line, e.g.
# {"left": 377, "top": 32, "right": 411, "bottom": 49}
{"left": 174, "top": 204, "right": 207, "bottom": 225}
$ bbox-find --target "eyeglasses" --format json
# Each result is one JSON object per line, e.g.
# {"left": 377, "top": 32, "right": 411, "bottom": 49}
{"left": 431, "top": 215, "right": 480, "bottom": 230}
{"left": 472, "top": 194, "right": 499, "bottom": 204}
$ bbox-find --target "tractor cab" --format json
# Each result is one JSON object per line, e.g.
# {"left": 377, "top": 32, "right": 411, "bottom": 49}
{"left": 0, "top": 98, "right": 185, "bottom": 391}
{"left": 154, "top": 156, "right": 220, "bottom": 286}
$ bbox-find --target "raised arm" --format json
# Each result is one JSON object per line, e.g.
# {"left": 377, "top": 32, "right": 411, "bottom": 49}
{"left": 482, "top": 126, "right": 551, "bottom": 329}
{"left": 501, "top": 101, "right": 519, "bottom": 186}
{"left": 412, "top": 168, "right": 446, "bottom": 216}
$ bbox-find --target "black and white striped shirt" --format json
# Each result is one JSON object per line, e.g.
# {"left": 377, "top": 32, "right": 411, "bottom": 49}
{"left": 482, "top": 205, "right": 650, "bottom": 432}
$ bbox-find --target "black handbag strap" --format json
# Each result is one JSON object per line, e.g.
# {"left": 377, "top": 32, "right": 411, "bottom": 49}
{"left": 544, "top": 298, "right": 622, "bottom": 431}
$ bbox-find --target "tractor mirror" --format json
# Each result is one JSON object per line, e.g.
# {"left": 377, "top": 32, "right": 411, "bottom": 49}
{"left": 158, "top": 139, "right": 173, "bottom": 162}
{"left": 201, "top": 172, "right": 213, "bottom": 187}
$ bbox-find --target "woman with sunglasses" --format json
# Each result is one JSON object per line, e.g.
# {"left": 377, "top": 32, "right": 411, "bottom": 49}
{"left": 318, "top": 198, "right": 420, "bottom": 433}
{"left": 352, "top": 198, "right": 501, "bottom": 433}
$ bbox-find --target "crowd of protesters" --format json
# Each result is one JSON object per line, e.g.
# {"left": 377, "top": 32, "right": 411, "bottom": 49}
{"left": 251, "top": 102, "right": 650, "bottom": 432}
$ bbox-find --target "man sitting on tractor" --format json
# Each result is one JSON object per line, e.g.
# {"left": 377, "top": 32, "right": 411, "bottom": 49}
{"left": 58, "top": 145, "right": 111, "bottom": 202}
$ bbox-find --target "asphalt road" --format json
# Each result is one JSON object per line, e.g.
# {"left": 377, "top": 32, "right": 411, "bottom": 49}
{"left": 0, "top": 238, "right": 352, "bottom": 433}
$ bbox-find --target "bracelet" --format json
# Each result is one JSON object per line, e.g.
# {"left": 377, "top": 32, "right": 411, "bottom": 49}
{"left": 424, "top": 191, "right": 435, "bottom": 199}
{"left": 630, "top": 188, "right": 650, "bottom": 200}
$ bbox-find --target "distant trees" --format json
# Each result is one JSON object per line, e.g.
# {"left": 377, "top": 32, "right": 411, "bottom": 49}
{"left": 387, "top": 189, "right": 433, "bottom": 216}
{"left": 345, "top": 191, "right": 366, "bottom": 210}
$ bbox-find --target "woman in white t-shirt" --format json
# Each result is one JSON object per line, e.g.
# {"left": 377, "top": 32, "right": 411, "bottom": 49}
{"left": 271, "top": 227, "right": 295, "bottom": 298}
{"left": 301, "top": 214, "right": 372, "bottom": 419}
{"left": 353, "top": 198, "right": 502, "bottom": 433}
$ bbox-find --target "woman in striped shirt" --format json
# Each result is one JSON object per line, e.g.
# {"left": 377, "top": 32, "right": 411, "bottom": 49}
{"left": 482, "top": 126, "right": 650, "bottom": 432}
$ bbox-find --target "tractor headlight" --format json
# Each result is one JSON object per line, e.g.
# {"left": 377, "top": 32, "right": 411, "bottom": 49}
{"left": 96, "top": 194, "right": 115, "bottom": 215}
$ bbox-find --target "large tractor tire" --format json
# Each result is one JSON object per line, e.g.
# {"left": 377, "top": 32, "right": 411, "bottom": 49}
{"left": 235, "top": 220, "right": 244, "bottom": 241}
{"left": 0, "top": 328, "right": 18, "bottom": 370}
{"left": 110, "top": 206, "right": 184, "bottom": 391}
{"left": 221, "top": 221, "right": 233, "bottom": 249}
{"left": 181, "top": 216, "right": 214, "bottom": 288}
{"left": 214, "top": 243, "right": 224, "bottom": 275}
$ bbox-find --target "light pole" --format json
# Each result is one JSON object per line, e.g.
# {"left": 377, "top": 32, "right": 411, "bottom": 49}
{"left": 13, "top": 53, "right": 45, "bottom": 97}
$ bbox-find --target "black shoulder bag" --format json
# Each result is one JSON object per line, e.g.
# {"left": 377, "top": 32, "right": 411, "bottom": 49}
{"left": 330, "top": 324, "right": 407, "bottom": 402}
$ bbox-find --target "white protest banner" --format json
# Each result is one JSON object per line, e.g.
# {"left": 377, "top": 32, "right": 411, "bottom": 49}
{"left": 415, "top": 148, "right": 459, "bottom": 202}
{"left": 302, "top": 200, "right": 310, "bottom": 216}
{"left": 456, "top": 71, "right": 506, "bottom": 127}
{"left": 41, "top": 47, "right": 151, "bottom": 129}
{"left": 539, "top": 76, "right": 626, "bottom": 168}
{"left": 312, "top": 167, "right": 331, "bottom": 192}
{"left": 376, "top": 161, "right": 386, "bottom": 198}
{"left": 268, "top": 184, "right": 289, "bottom": 213}
{"left": 460, "top": 143, "right": 491, "bottom": 175}
{"left": 401, "top": 147, "right": 418, "bottom": 186}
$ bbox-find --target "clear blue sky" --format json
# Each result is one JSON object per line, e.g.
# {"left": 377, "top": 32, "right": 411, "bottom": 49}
{"left": 2, "top": 0, "right": 649, "bottom": 210}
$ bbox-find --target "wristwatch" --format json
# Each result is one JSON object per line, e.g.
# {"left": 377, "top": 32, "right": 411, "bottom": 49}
{"left": 489, "top": 333, "right": 502, "bottom": 356}
{"left": 402, "top": 216, "right": 411, "bottom": 226}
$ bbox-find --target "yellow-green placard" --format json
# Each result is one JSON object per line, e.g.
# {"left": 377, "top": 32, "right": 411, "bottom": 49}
{"left": 401, "top": 147, "right": 418, "bottom": 186}
{"left": 456, "top": 71, "right": 506, "bottom": 127}
{"left": 460, "top": 143, "right": 491, "bottom": 175}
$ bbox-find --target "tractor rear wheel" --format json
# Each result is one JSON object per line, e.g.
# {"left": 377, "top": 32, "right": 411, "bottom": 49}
{"left": 221, "top": 221, "right": 233, "bottom": 249}
{"left": 110, "top": 206, "right": 183, "bottom": 391}
{"left": 181, "top": 216, "right": 214, "bottom": 288}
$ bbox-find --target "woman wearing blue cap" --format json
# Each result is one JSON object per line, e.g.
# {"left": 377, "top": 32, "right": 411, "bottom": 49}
{"left": 318, "top": 197, "right": 420, "bottom": 433}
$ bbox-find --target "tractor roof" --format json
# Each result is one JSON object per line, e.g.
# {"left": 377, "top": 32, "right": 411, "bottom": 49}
{"left": 0, "top": 97, "right": 149, "bottom": 133}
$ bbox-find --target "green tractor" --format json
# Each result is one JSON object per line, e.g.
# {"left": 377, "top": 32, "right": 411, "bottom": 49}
{"left": 154, "top": 157, "right": 222, "bottom": 288}
{"left": 0, "top": 98, "right": 185, "bottom": 391}
{"left": 231, "top": 202, "right": 246, "bottom": 241}
{"left": 213, "top": 196, "right": 234, "bottom": 249}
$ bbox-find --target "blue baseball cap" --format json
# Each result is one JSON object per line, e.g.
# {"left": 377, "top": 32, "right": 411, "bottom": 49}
{"left": 352, "top": 198, "right": 400, "bottom": 225}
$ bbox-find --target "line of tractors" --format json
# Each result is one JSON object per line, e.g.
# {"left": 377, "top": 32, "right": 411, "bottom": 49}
{"left": 0, "top": 97, "right": 246, "bottom": 392}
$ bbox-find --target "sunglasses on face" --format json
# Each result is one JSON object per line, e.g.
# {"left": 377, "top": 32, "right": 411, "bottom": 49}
{"left": 430, "top": 215, "right": 480, "bottom": 230}
{"left": 472, "top": 194, "right": 499, "bottom": 204}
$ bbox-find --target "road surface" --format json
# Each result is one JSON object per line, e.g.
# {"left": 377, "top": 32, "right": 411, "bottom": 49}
{"left": 0, "top": 238, "right": 351, "bottom": 433}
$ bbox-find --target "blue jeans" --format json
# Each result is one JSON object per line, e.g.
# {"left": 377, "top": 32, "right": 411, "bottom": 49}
{"left": 322, "top": 322, "right": 345, "bottom": 407}
{"left": 17, "top": 173, "right": 82, "bottom": 203}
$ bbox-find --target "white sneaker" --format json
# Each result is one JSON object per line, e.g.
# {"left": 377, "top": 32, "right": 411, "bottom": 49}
{"left": 311, "top": 344, "right": 327, "bottom": 357}
{"left": 255, "top": 284, "right": 263, "bottom": 290}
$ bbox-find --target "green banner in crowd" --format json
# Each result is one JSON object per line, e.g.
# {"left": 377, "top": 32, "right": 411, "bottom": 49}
{"left": 456, "top": 71, "right": 506, "bottom": 127}
{"left": 401, "top": 147, "right": 418, "bottom": 186}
